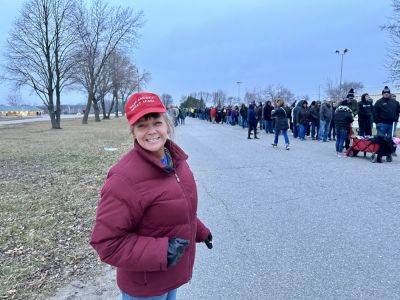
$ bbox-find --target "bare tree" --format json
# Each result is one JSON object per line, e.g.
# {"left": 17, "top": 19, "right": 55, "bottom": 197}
{"left": 96, "top": 60, "right": 113, "bottom": 119}
{"left": 382, "top": 0, "right": 400, "bottom": 83}
{"left": 244, "top": 91, "right": 258, "bottom": 104}
{"left": 120, "top": 66, "right": 150, "bottom": 116}
{"left": 7, "top": 91, "right": 23, "bottom": 106}
{"left": 197, "top": 91, "right": 212, "bottom": 106}
{"left": 161, "top": 94, "right": 173, "bottom": 108}
{"left": 4, "top": 0, "right": 77, "bottom": 129}
{"left": 212, "top": 90, "right": 226, "bottom": 106}
{"left": 262, "top": 85, "right": 295, "bottom": 104}
{"left": 73, "top": 0, "right": 144, "bottom": 124}
{"left": 325, "top": 79, "right": 364, "bottom": 101}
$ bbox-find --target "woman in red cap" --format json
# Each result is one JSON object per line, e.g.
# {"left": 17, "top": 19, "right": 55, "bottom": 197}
{"left": 90, "top": 92, "right": 212, "bottom": 300}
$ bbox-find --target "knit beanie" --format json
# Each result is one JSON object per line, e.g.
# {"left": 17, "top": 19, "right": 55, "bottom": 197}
{"left": 382, "top": 86, "right": 391, "bottom": 94}
{"left": 346, "top": 88, "right": 355, "bottom": 99}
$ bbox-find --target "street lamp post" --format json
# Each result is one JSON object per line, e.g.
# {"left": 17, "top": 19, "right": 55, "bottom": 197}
{"left": 236, "top": 81, "right": 242, "bottom": 103}
{"left": 335, "top": 48, "right": 349, "bottom": 93}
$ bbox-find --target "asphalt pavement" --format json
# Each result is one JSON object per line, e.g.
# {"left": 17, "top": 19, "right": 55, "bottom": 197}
{"left": 53, "top": 117, "right": 400, "bottom": 299}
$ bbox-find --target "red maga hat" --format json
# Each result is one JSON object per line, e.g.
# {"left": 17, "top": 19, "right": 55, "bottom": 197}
{"left": 125, "top": 92, "right": 167, "bottom": 125}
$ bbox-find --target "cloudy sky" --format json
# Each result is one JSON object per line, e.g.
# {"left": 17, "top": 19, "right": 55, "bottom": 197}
{"left": 0, "top": 0, "right": 394, "bottom": 105}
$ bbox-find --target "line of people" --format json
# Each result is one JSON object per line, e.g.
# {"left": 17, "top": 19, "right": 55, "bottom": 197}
{"left": 190, "top": 86, "right": 400, "bottom": 162}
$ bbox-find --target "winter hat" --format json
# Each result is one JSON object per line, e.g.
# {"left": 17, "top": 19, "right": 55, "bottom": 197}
{"left": 125, "top": 92, "right": 167, "bottom": 125}
{"left": 382, "top": 86, "right": 391, "bottom": 94}
{"left": 346, "top": 88, "right": 355, "bottom": 99}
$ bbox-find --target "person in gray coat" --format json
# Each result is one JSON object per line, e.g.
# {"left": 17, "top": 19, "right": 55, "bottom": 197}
{"left": 318, "top": 100, "right": 333, "bottom": 142}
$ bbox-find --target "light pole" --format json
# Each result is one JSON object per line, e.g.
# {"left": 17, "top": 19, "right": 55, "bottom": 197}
{"left": 236, "top": 81, "right": 242, "bottom": 103}
{"left": 335, "top": 48, "right": 349, "bottom": 92}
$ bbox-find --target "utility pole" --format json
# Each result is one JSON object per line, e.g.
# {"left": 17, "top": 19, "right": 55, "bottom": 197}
{"left": 335, "top": 48, "right": 349, "bottom": 98}
{"left": 236, "top": 81, "right": 242, "bottom": 103}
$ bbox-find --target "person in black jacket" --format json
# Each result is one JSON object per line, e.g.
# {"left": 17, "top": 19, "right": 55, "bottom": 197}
{"left": 334, "top": 100, "right": 354, "bottom": 157}
{"left": 373, "top": 86, "right": 399, "bottom": 137}
{"left": 271, "top": 99, "right": 290, "bottom": 149}
{"left": 247, "top": 104, "right": 259, "bottom": 139}
{"left": 263, "top": 101, "right": 274, "bottom": 134}
{"left": 298, "top": 101, "right": 309, "bottom": 140}
{"left": 328, "top": 101, "right": 337, "bottom": 140}
{"left": 292, "top": 100, "right": 304, "bottom": 138}
{"left": 239, "top": 104, "right": 248, "bottom": 128}
{"left": 309, "top": 101, "right": 320, "bottom": 140}
{"left": 357, "top": 93, "right": 373, "bottom": 136}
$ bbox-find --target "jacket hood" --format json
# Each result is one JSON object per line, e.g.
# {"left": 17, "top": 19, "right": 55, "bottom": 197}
{"left": 336, "top": 105, "right": 352, "bottom": 113}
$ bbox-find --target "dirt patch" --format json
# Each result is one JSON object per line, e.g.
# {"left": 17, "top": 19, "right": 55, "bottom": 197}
{"left": 0, "top": 118, "right": 132, "bottom": 299}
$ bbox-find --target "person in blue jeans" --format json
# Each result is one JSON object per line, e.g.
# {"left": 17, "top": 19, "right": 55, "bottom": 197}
{"left": 271, "top": 99, "right": 290, "bottom": 150}
{"left": 319, "top": 101, "right": 333, "bottom": 142}
{"left": 297, "top": 101, "right": 309, "bottom": 140}
{"left": 373, "top": 86, "right": 400, "bottom": 161}
{"left": 334, "top": 100, "right": 354, "bottom": 157}
{"left": 263, "top": 100, "right": 274, "bottom": 133}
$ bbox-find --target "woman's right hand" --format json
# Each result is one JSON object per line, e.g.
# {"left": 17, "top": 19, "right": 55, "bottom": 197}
{"left": 167, "top": 238, "right": 189, "bottom": 267}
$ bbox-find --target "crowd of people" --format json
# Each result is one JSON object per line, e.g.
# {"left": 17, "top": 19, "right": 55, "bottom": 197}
{"left": 190, "top": 86, "right": 400, "bottom": 162}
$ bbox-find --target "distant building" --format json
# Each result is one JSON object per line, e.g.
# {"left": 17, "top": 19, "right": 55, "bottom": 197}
{"left": 0, "top": 105, "right": 44, "bottom": 117}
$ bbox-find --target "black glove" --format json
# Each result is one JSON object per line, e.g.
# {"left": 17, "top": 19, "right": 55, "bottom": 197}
{"left": 167, "top": 238, "right": 189, "bottom": 267}
{"left": 204, "top": 234, "right": 213, "bottom": 249}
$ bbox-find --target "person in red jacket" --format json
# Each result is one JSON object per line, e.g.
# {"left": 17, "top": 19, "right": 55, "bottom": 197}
{"left": 90, "top": 92, "right": 212, "bottom": 300}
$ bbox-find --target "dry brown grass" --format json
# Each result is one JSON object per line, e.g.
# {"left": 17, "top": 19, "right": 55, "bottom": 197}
{"left": 0, "top": 117, "right": 132, "bottom": 299}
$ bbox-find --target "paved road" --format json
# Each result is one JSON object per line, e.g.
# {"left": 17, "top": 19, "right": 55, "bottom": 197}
{"left": 53, "top": 117, "right": 400, "bottom": 299}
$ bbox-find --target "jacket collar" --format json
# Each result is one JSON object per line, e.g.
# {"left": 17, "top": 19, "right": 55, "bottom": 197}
{"left": 133, "top": 139, "right": 188, "bottom": 171}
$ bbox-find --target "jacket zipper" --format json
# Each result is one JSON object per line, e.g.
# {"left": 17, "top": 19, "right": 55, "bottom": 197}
{"left": 174, "top": 172, "right": 180, "bottom": 182}
{"left": 173, "top": 170, "right": 192, "bottom": 279}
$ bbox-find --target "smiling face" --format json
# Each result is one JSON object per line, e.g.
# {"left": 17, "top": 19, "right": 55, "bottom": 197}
{"left": 132, "top": 113, "right": 170, "bottom": 159}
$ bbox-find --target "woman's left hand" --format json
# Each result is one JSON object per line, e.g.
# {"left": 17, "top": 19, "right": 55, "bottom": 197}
{"left": 204, "top": 234, "right": 213, "bottom": 249}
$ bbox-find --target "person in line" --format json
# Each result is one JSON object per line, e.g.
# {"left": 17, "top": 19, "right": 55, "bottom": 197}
{"left": 263, "top": 101, "right": 274, "bottom": 134}
{"left": 210, "top": 106, "right": 217, "bottom": 124}
{"left": 309, "top": 101, "right": 320, "bottom": 140}
{"left": 344, "top": 89, "right": 357, "bottom": 150}
{"left": 292, "top": 100, "right": 303, "bottom": 139}
{"left": 391, "top": 93, "right": 399, "bottom": 138}
{"left": 357, "top": 93, "right": 373, "bottom": 136}
{"left": 271, "top": 99, "right": 290, "bottom": 150}
{"left": 319, "top": 100, "right": 333, "bottom": 142}
{"left": 247, "top": 103, "right": 259, "bottom": 139}
{"left": 239, "top": 104, "right": 248, "bottom": 128}
{"left": 328, "top": 101, "right": 337, "bottom": 141}
{"left": 373, "top": 86, "right": 400, "bottom": 161}
{"left": 373, "top": 87, "right": 398, "bottom": 137}
{"left": 90, "top": 92, "right": 212, "bottom": 300}
{"left": 298, "top": 100, "right": 309, "bottom": 141}
{"left": 334, "top": 99, "right": 354, "bottom": 157}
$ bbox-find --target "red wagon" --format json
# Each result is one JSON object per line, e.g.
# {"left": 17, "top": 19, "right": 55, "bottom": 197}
{"left": 346, "top": 136, "right": 380, "bottom": 160}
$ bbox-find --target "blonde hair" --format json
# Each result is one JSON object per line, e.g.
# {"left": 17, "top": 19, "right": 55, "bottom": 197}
{"left": 276, "top": 99, "right": 285, "bottom": 107}
{"left": 130, "top": 112, "right": 175, "bottom": 140}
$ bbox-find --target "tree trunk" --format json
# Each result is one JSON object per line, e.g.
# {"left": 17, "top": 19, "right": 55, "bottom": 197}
{"left": 82, "top": 92, "right": 92, "bottom": 124}
{"left": 114, "top": 98, "right": 119, "bottom": 117}
{"left": 100, "top": 95, "right": 108, "bottom": 119}
{"left": 107, "top": 98, "right": 115, "bottom": 119}
{"left": 93, "top": 99, "right": 101, "bottom": 122}
{"left": 54, "top": 83, "right": 62, "bottom": 129}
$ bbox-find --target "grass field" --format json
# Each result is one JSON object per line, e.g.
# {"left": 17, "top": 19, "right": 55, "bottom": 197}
{"left": 0, "top": 117, "right": 132, "bottom": 299}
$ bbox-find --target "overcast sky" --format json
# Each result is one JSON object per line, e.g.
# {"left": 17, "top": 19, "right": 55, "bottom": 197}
{"left": 0, "top": 0, "right": 394, "bottom": 105}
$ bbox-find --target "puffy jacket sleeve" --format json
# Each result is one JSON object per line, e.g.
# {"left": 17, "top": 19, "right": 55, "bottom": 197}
{"left": 196, "top": 218, "right": 211, "bottom": 243}
{"left": 90, "top": 174, "right": 168, "bottom": 272}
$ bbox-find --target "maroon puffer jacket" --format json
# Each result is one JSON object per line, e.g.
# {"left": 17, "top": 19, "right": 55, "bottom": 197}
{"left": 90, "top": 140, "right": 210, "bottom": 297}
